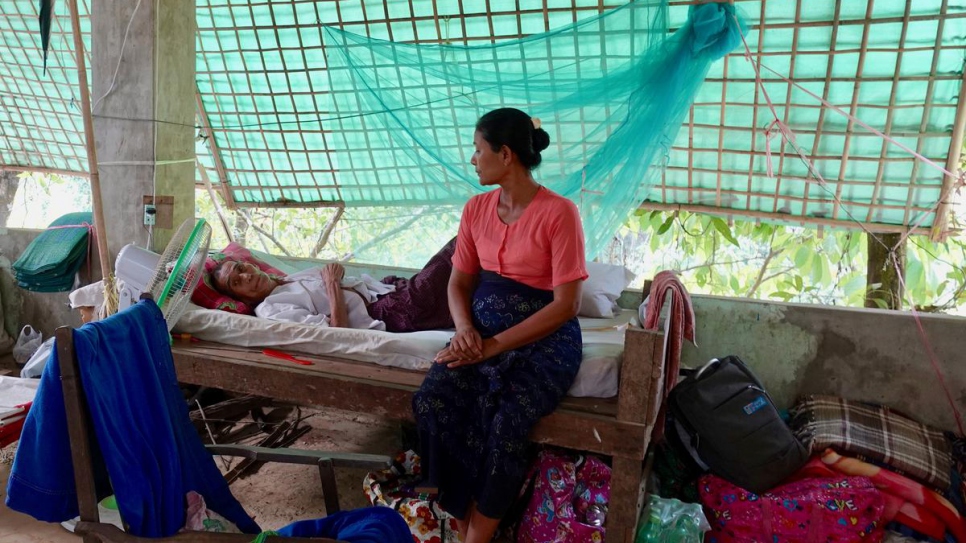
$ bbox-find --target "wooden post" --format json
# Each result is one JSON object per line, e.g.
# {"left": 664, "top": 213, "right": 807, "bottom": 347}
{"left": 607, "top": 326, "right": 666, "bottom": 543}
{"left": 866, "top": 232, "right": 905, "bottom": 310}
{"left": 56, "top": 327, "right": 101, "bottom": 543}
{"left": 67, "top": 0, "right": 113, "bottom": 297}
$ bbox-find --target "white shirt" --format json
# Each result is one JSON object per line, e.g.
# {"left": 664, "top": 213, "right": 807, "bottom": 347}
{"left": 254, "top": 268, "right": 395, "bottom": 330}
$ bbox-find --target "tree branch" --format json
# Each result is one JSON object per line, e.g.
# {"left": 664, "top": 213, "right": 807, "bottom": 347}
{"left": 342, "top": 209, "right": 427, "bottom": 261}
{"left": 310, "top": 206, "right": 345, "bottom": 259}
{"left": 238, "top": 209, "right": 292, "bottom": 257}
{"left": 678, "top": 256, "right": 764, "bottom": 273}
{"left": 745, "top": 246, "right": 787, "bottom": 298}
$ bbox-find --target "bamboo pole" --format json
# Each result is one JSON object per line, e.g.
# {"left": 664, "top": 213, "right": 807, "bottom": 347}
{"left": 866, "top": 0, "right": 911, "bottom": 222}
{"left": 931, "top": 65, "right": 966, "bottom": 241}
{"left": 904, "top": 0, "right": 948, "bottom": 227}
{"left": 67, "top": 0, "right": 116, "bottom": 313}
{"left": 832, "top": 0, "right": 875, "bottom": 221}
{"left": 194, "top": 90, "right": 237, "bottom": 209}
{"left": 197, "top": 160, "right": 235, "bottom": 243}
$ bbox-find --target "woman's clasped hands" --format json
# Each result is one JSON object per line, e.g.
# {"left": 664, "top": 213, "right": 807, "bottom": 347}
{"left": 435, "top": 325, "right": 497, "bottom": 368}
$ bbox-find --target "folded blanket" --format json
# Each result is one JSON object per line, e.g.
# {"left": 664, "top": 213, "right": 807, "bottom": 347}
{"left": 810, "top": 449, "right": 966, "bottom": 543}
{"left": 791, "top": 395, "right": 953, "bottom": 491}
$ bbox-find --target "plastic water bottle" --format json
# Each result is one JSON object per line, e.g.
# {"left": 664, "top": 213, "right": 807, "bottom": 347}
{"left": 668, "top": 514, "right": 702, "bottom": 543}
{"left": 636, "top": 508, "right": 665, "bottom": 543}
{"left": 637, "top": 511, "right": 702, "bottom": 543}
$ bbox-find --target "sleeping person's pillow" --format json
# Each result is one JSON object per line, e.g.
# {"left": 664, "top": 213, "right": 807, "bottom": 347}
{"left": 190, "top": 242, "right": 286, "bottom": 315}
{"left": 579, "top": 261, "right": 635, "bottom": 318}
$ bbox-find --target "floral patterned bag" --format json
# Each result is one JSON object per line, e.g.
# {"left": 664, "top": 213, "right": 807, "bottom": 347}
{"left": 364, "top": 450, "right": 459, "bottom": 543}
{"left": 516, "top": 449, "right": 611, "bottom": 543}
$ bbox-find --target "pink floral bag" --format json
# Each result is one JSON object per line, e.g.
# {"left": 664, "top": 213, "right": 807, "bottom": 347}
{"left": 699, "top": 474, "right": 885, "bottom": 543}
{"left": 517, "top": 450, "right": 611, "bottom": 543}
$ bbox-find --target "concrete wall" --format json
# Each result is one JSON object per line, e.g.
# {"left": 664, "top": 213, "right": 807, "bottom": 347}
{"left": 0, "top": 228, "right": 83, "bottom": 342}
{"left": 678, "top": 295, "right": 965, "bottom": 433}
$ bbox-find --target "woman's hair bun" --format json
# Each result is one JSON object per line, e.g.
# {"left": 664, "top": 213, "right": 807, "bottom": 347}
{"left": 531, "top": 128, "right": 550, "bottom": 153}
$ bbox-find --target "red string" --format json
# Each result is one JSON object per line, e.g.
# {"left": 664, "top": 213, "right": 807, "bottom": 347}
{"left": 734, "top": 16, "right": 966, "bottom": 436}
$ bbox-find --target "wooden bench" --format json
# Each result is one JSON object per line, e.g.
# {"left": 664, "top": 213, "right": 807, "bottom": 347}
{"left": 171, "top": 325, "right": 668, "bottom": 543}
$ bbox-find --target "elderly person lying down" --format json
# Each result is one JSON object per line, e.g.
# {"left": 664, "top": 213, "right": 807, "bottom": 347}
{"left": 211, "top": 238, "right": 455, "bottom": 333}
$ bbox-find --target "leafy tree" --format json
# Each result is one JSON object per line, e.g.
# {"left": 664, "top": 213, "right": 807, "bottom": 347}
{"left": 614, "top": 209, "right": 965, "bottom": 314}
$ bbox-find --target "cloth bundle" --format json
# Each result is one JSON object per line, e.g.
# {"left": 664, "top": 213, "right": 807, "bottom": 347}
{"left": 363, "top": 450, "right": 459, "bottom": 542}
{"left": 795, "top": 449, "right": 966, "bottom": 543}
{"left": 12, "top": 212, "right": 92, "bottom": 292}
{"left": 790, "top": 395, "right": 954, "bottom": 492}
{"left": 699, "top": 473, "right": 885, "bottom": 543}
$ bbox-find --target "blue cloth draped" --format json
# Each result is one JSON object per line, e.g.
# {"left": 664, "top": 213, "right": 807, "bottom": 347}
{"left": 6, "top": 299, "right": 259, "bottom": 536}
{"left": 413, "top": 271, "right": 582, "bottom": 519}
{"left": 276, "top": 506, "right": 412, "bottom": 542}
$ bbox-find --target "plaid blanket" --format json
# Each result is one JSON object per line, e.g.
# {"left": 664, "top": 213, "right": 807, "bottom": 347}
{"left": 790, "top": 395, "right": 953, "bottom": 491}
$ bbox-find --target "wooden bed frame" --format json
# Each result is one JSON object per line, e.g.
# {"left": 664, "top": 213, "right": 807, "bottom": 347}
{"left": 170, "top": 325, "right": 668, "bottom": 543}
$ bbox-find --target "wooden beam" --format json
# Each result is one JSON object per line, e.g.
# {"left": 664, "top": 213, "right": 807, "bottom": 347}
{"left": 639, "top": 201, "right": 937, "bottom": 236}
{"left": 0, "top": 165, "right": 89, "bottom": 178}
{"left": 170, "top": 343, "right": 651, "bottom": 459}
{"left": 195, "top": 90, "right": 237, "bottom": 209}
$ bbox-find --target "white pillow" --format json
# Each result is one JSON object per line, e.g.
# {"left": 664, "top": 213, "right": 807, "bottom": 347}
{"left": 579, "top": 261, "right": 634, "bottom": 318}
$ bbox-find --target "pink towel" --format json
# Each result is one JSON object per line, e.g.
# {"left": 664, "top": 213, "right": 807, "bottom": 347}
{"left": 643, "top": 270, "right": 696, "bottom": 439}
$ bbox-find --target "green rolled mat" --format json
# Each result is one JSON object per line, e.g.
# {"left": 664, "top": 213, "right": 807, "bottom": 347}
{"left": 13, "top": 212, "right": 93, "bottom": 292}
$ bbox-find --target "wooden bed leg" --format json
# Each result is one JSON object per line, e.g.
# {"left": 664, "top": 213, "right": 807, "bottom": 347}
{"left": 607, "top": 325, "right": 667, "bottom": 543}
{"left": 607, "top": 454, "right": 646, "bottom": 543}
{"left": 317, "top": 458, "right": 341, "bottom": 514}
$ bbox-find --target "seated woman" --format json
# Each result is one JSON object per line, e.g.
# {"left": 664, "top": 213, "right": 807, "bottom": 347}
{"left": 412, "top": 108, "right": 587, "bottom": 543}
{"left": 210, "top": 238, "right": 456, "bottom": 332}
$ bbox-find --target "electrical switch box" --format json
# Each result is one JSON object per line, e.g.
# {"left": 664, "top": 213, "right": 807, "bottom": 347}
{"left": 143, "top": 204, "right": 157, "bottom": 226}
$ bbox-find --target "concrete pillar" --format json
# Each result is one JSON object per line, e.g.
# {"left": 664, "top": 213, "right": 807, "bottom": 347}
{"left": 91, "top": 0, "right": 195, "bottom": 259}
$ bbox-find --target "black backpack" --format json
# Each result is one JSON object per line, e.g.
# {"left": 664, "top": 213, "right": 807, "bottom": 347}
{"left": 667, "top": 355, "right": 808, "bottom": 493}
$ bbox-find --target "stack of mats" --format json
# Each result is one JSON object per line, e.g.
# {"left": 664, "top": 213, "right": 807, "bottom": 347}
{"left": 12, "top": 212, "right": 93, "bottom": 292}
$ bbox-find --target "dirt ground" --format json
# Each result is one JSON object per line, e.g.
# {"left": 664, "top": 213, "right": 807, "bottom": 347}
{"left": 221, "top": 406, "right": 403, "bottom": 528}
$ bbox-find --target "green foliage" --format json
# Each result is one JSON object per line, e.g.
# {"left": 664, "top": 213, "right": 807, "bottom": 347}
{"left": 4, "top": 172, "right": 91, "bottom": 228}
{"left": 611, "top": 210, "right": 965, "bottom": 314}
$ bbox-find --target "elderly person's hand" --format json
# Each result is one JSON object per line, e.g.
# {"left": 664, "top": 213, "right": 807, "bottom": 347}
{"left": 321, "top": 263, "right": 345, "bottom": 285}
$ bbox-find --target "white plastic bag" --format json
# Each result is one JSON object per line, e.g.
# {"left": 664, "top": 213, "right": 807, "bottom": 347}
{"left": 12, "top": 326, "right": 42, "bottom": 365}
{"left": 20, "top": 337, "right": 55, "bottom": 378}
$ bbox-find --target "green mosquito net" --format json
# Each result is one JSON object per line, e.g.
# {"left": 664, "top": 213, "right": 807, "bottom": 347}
{"left": 322, "top": 0, "right": 744, "bottom": 256}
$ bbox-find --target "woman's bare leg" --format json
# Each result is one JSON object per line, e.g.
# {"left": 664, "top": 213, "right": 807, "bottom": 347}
{"left": 455, "top": 517, "right": 469, "bottom": 542}
{"left": 465, "top": 506, "right": 501, "bottom": 543}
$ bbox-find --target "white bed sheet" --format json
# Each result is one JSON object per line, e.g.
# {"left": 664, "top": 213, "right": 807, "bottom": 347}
{"left": 174, "top": 306, "right": 635, "bottom": 398}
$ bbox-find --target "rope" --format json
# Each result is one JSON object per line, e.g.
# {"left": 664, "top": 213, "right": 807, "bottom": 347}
{"left": 735, "top": 16, "right": 966, "bottom": 437}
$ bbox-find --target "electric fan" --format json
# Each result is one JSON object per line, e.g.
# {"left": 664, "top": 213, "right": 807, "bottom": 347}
{"left": 142, "top": 218, "right": 212, "bottom": 331}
